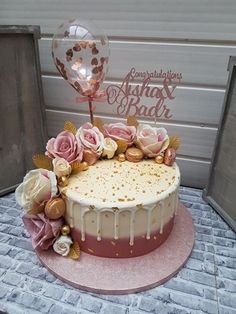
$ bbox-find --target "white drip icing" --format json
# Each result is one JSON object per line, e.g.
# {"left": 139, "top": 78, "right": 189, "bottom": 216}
{"left": 146, "top": 208, "right": 152, "bottom": 239}
{"left": 80, "top": 207, "right": 90, "bottom": 241}
{"left": 160, "top": 201, "right": 164, "bottom": 234}
{"left": 96, "top": 211, "right": 101, "bottom": 241}
{"left": 114, "top": 211, "right": 119, "bottom": 240}
{"left": 67, "top": 200, "right": 74, "bottom": 228}
{"left": 129, "top": 210, "right": 136, "bottom": 246}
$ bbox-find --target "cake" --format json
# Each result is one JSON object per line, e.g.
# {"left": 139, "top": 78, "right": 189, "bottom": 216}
{"left": 62, "top": 159, "right": 180, "bottom": 258}
{"left": 15, "top": 118, "right": 181, "bottom": 261}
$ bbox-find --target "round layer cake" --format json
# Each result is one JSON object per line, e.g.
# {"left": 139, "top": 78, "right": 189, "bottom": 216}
{"left": 62, "top": 159, "right": 180, "bottom": 258}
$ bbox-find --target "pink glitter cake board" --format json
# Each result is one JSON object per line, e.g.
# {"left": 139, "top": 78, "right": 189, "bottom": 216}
{"left": 36, "top": 202, "right": 195, "bottom": 295}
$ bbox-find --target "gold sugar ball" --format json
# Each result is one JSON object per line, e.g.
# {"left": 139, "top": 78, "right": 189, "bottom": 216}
{"left": 45, "top": 197, "right": 66, "bottom": 219}
{"left": 61, "top": 225, "right": 70, "bottom": 236}
{"left": 155, "top": 155, "right": 164, "bottom": 164}
{"left": 81, "top": 161, "right": 89, "bottom": 171}
{"left": 58, "top": 176, "right": 68, "bottom": 187}
{"left": 83, "top": 149, "right": 96, "bottom": 165}
{"left": 117, "top": 153, "right": 126, "bottom": 162}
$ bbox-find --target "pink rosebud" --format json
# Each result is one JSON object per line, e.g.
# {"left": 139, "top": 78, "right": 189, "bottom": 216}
{"left": 76, "top": 123, "right": 104, "bottom": 156}
{"left": 46, "top": 131, "right": 83, "bottom": 164}
{"left": 103, "top": 122, "right": 136, "bottom": 146}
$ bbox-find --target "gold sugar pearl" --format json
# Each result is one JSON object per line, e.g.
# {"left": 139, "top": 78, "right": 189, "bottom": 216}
{"left": 58, "top": 176, "right": 68, "bottom": 187}
{"left": 117, "top": 153, "right": 126, "bottom": 162}
{"left": 155, "top": 155, "right": 164, "bottom": 164}
{"left": 61, "top": 225, "right": 70, "bottom": 236}
{"left": 81, "top": 161, "right": 89, "bottom": 170}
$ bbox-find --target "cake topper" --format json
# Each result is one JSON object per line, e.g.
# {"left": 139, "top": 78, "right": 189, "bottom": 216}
{"left": 52, "top": 19, "right": 110, "bottom": 124}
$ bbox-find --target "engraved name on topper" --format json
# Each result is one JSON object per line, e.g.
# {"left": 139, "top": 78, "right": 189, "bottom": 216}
{"left": 106, "top": 67, "right": 182, "bottom": 120}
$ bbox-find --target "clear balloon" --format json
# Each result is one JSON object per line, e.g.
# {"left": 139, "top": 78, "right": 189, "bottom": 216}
{"left": 52, "top": 19, "right": 109, "bottom": 97}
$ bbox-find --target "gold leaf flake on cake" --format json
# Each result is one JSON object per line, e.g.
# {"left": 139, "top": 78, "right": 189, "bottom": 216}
{"left": 32, "top": 154, "right": 53, "bottom": 171}
{"left": 168, "top": 136, "right": 181, "bottom": 150}
{"left": 93, "top": 117, "right": 104, "bottom": 133}
{"left": 67, "top": 242, "right": 80, "bottom": 260}
{"left": 127, "top": 115, "right": 139, "bottom": 128}
{"left": 64, "top": 121, "right": 77, "bottom": 135}
{"left": 116, "top": 139, "right": 128, "bottom": 155}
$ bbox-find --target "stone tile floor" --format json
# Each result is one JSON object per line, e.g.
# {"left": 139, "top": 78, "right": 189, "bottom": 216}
{"left": 0, "top": 187, "right": 235, "bottom": 314}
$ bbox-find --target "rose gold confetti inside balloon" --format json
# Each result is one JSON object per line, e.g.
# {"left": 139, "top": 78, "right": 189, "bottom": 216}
{"left": 52, "top": 19, "right": 110, "bottom": 123}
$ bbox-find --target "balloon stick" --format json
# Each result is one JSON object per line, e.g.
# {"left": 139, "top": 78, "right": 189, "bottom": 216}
{"left": 88, "top": 98, "right": 94, "bottom": 125}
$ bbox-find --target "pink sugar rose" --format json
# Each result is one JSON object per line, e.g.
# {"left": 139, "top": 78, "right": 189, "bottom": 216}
{"left": 103, "top": 122, "right": 136, "bottom": 146}
{"left": 136, "top": 124, "right": 169, "bottom": 157}
{"left": 46, "top": 131, "right": 83, "bottom": 164}
{"left": 22, "top": 213, "right": 63, "bottom": 250}
{"left": 76, "top": 122, "right": 104, "bottom": 156}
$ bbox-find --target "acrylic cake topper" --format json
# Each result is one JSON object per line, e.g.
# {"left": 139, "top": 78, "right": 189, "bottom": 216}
{"left": 106, "top": 67, "right": 182, "bottom": 121}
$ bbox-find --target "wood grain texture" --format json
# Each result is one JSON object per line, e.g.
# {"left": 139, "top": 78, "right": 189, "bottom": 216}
{"left": 42, "top": 76, "right": 223, "bottom": 126}
{"left": 0, "top": 31, "right": 47, "bottom": 195}
{"left": 45, "top": 109, "right": 216, "bottom": 160}
{"left": 1, "top": 0, "right": 236, "bottom": 40}
{"left": 40, "top": 38, "right": 236, "bottom": 87}
{"left": 177, "top": 157, "right": 210, "bottom": 188}
{"left": 205, "top": 66, "right": 236, "bottom": 228}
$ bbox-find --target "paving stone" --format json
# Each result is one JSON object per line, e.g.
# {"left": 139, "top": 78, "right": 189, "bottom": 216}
{"left": 2, "top": 272, "right": 22, "bottom": 286}
{"left": 29, "top": 281, "right": 43, "bottom": 293}
{"left": 80, "top": 294, "right": 102, "bottom": 313}
{"left": 43, "top": 286, "right": 64, "bottom": 300}
{"left": 138, "top": 296, "right": 157, "bottom": 312}
{"left": 0, "top": 244, "right": 11, "bottom": 255}
{"left": 0, "top": 256, "right": 13, "bottom": 270}
{"left": 63, "top": 290, "right": 80, "bottom": 305}
{"left": 218, "top": 291, "right": 236, "bottom": 308}
{"left": 101, "top": 303, "right": 128, "bottom": 314}
{"left": 95, "top": 294, "right": 132, "bottom": 306}
{"left": 0, "top": 286, "right": 11, "bottom": 299}
{"left": 219, "top": 305, "right": 236, "bottom": 314}
{"left": 179, "top": 268, "right": 216, "bottom": 287}
{"left": 216, "top": 277, "right": 236, "bottom": 293}
{"left": 164, "top": 278, "right": 204, "bottom": 297}
{"left": 7, "top": 290, "right": 54, "bottom": 313}
{"left": 217, "top": 266, "right": 236, "bottom": 280}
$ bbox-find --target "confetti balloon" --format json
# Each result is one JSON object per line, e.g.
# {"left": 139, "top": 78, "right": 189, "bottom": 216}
{"left": 52, "top": 19, "right": 109, "bottom": 98}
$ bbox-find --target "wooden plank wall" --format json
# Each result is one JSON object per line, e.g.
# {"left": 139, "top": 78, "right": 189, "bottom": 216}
{"left": 1, "top": 0, "right": 236, "bottom": 188}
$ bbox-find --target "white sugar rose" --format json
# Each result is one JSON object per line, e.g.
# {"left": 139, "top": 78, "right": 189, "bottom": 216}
{"left": 53, "top": 235, "right": 73, "bottom": 256}
{"left": 53, "top": 157, "right": 72, "bottom": 178}
{"left": 15, "top": 169, "right": 57, "bottom": 212}
{"left": 102, "top": 137, "right": 118, "bottom": 159}
{"left": 136, "top": 124, "right": 169, "bottom": 157}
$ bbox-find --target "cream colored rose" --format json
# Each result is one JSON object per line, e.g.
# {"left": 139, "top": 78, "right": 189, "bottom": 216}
{"left": 102, "top": 137, "right": 118, "bottom": 159}
{"left": 15, "top": 169, "right": 57, "bottom": 212}
{"left": 52, "top": 157, "right": 72, "bottom": 178}
{"left": 136, "top": 124, "right": 169, "bottom": 157}
{"left": 53, "top": 235, "right": 73, "bottom": 256}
